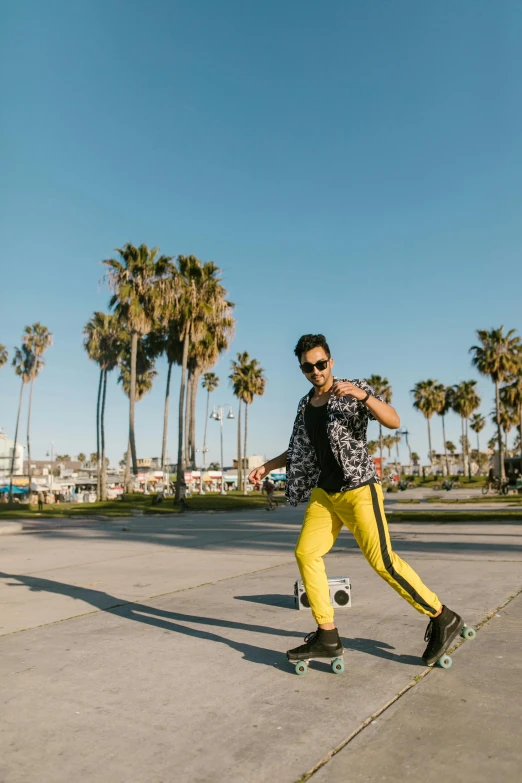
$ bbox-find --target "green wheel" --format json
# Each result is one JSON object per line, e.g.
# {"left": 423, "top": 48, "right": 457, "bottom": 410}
{"left": 295, "top": 661, "right": 308, "bottom": 676}
{"left": 437, "top": 655, "right": 452, "bottom": 669}
{"left": 331, "top": 658, "right": 344, "bottom": 674}
{"left": 460, "top": 626, "right": 476, "bottom": 640}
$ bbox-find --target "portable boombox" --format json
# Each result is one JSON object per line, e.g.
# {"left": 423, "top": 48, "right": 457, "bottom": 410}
{"left": 294, "top": 576, "right": 352, "bottom": 610}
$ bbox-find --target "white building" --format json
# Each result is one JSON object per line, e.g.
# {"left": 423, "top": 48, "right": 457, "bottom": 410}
{"left": 0, "top": 431, "right": 24, "bottom": 479}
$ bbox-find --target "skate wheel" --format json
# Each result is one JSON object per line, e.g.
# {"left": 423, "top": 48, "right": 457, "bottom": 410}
{"left": 436, "top": 654, "right": 452, "bottom": 669}
{"left": 295, "top": 661, "right": 308, "bottom": 676}
{"left": 460, "top": 626, "right": 476, "bottom": 641}
{"left": 331, "top": 657, "right": 344, "bottom": 674}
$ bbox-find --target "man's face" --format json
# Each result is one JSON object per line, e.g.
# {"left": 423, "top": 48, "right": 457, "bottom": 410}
{"left": 299, "top": 347, "right": 334, "bottom": 388}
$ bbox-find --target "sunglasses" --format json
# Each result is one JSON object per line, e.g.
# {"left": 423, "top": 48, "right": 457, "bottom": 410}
{"left": 300, "top": 359, "right": 330, "bottom": 373}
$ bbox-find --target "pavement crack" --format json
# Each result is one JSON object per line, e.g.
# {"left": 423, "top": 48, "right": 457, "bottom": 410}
{"left": 294, "top": 587, "right": 522, "bottom": 783}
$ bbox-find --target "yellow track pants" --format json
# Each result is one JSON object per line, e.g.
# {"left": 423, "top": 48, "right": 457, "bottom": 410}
{"left": 295, "top": 484, "right": 442, "bottom": 624}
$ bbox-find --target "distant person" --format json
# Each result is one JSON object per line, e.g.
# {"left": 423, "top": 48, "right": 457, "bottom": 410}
{"left": 37, "top": 492, "right": 44, "bottom": 512}
{"left": 249, "top": 333, "right": 466, "bottom": 669}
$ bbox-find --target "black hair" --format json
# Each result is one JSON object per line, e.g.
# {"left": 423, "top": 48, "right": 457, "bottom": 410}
{"left": 294, "top": 334, "right": 331, "bottom": 361}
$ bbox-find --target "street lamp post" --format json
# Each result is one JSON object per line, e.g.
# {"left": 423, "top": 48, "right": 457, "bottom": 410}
{"left": 210, "top": 405, "right": 234, "bottom": 494}
{"left": 199, "top": 446, "right": 208, "bottom": 494}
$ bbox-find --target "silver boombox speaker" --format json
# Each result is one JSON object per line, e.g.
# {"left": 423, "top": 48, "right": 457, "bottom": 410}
{"left": 294, "top": 576, "right": 351, "bottom": 610}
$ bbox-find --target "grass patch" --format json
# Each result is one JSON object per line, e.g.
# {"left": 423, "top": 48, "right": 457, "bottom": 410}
{"left": 425, "top": 495, "right": 522, "bottom": 504}
{"left": 0, "top": 491, "right": 284, "bottom": 520}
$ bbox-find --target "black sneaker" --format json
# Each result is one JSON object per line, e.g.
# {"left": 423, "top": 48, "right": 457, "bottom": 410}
{"left": 287, "top": 628, "right": 343, "bottom": 662}
{"left": 422, "top": 606, "right": 464, "bottom": 666}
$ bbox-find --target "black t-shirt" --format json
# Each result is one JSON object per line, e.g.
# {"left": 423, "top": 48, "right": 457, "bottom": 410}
{"left": 304, "top": 402, "right": 345, "bottom": 493}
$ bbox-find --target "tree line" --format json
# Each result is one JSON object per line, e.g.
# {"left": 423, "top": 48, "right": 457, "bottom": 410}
{"left": 2, "top": 312, "right": 520, "bottom": 494}
{"left": 410, "top": 327, "right": 521, "bottom": 482}
{"left": 84, "top": 244, "right": 267, "bottom": 500}
{"left": 1, "top": 325, "right": 53, "bottom": 501}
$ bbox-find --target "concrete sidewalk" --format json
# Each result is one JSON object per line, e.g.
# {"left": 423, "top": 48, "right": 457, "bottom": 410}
{"left": 0, "top": 507, "right": 520, "bottom": 782}
{"left": 313, "top": 593, "right": 522, "bottom": 783}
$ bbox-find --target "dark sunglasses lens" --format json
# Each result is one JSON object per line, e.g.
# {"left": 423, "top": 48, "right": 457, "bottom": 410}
{"left": 301, "top": 360, "right": 328, "bottom": 373}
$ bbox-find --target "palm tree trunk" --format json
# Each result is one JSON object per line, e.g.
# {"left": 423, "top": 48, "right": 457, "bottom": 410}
{"left": 237, "top": 400, "right": 242, "bottom": 492}
{"left": 442, "top": 415, "right": 449, "bottom": 475}
{"left": 243, "top": 402, "right": 249, "bottom": 495}
{"left": 519, "top": 403, "right": 522, "bottom": 468}
{"left": 175, "top": 326, "right": 191, "bottom": 502}
{"left": 461, "top": 417, "right": 466, "bottom": 475}
{"left": 161, "top": 361, "right": 173, "bottom": 473}
{"left": 466, "top": 417, "right": 471, "bottom": 479}
{"left": 427, "top": 417, "right": 433, "bottom": 463}
{"left": 128, "top": 331, "right": 139, "bottom": 490}
{"left": 190, "top": 369, "right": 200, "bottom": 469}
{"left": 96, "top": 368, "right": 103, "bottom": 500}
{"left": 495, "top": 381, "right": 505, "bottom": 482}
{"left": 124, "top": 438, "right": 131, "bottom": 494}
{"left": 9, "top": 379, "right": 25, "bottom": 503}
{"left": 379, "top": 424, "right": 384, "bottom": 481}
{"left": 184, "top": 372, "right": 192, "bottom": 471}
{"left": 26, "top": 377, "right": 35, "bottom": 503}
{"left": 100, "top": 369, "right": 108, "bottom": 501}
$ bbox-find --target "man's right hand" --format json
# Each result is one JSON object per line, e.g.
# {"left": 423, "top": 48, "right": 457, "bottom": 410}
{"left": 248, "top": 464, "right": 269, "bottom": 486}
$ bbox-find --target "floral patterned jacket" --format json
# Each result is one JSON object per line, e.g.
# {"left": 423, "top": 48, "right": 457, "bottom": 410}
{"left": 285, "top": 378, "right": 385, "bottom": 506}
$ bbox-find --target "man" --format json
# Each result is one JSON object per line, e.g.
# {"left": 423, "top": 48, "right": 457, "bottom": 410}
{"left": 249, "top": 334, "right": 464, "bottom": 667}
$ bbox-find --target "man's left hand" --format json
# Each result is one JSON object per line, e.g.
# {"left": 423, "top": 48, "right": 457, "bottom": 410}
{"left": 331, "top": 381, "right": 367, "bottom": 401}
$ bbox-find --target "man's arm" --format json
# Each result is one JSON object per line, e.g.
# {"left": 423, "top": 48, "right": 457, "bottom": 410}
{"left": 248, "top": 451, "right": 288, "bottom": 485}
{"left": 332, "top": 381, "right": 400, "bottom": 429}
{"left": 364, "top": 395, "right": 400, "bottom": 429}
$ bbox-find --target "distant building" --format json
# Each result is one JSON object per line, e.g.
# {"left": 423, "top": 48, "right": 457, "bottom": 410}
{"left": 0, "top": 431, "right": 24, "bottom": 479}
{"left": 24, "top": 459, "right": 83, "bottom": 477}
{"left": 233, "top": 455, "right": 264, "bottom": 471}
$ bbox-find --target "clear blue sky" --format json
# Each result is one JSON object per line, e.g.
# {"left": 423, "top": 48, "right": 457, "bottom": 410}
{"left": 1, "top": 0, "right": 521, "bottom": 468}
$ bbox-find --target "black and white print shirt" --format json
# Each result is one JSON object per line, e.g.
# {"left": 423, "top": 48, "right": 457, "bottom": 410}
{"left": 285, "top": 378, "right": 385, "bottom": 506}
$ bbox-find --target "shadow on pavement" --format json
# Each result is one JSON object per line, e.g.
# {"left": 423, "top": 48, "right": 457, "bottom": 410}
{"left": 0, "top": 572, "right": 424, "bottom": 670}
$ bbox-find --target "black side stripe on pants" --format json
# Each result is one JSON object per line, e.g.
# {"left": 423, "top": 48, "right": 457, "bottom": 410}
{"left": 369, "top": 483, "right": 437, "bottom": 615}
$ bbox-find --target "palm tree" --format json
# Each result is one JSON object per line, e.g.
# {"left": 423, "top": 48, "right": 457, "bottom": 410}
{"left": 104, "top": 243, "right": 174, "bottom": 489}
{"left": 77, "top": 453, "right": 86, "bottom": 464}
{"left": 367, "top": 375, "right": 392, "bottom": 480}
{"left": 469, "top": 413, "right": 486, "bottom": 462}
{"left": 491, "top": 403, "right": 518, "bottom": 453}
{"left": 84, "top": 313, "right": 123, "bottom": 499}
{"left": 22, "top": 323, "right": 53, "bottom": 495}
{"left": 501, "top": 372, "right": 522, "bottom": 468}
{"left": 451, "top": 381, "right": 481, "bottom": 478}
{"left": 0, "top": 345, "right": 8, "bottom": 368}
{"left": 145, "top": 322, "right": 182, "bottom": 478}
{"left": 383, "top": 434, "right": 394, "bottom": 459}
{"left": 9, "top": 345, "right": 34, "bottom": 502}
{"left": 188, "top": 316, "right": 233, "bottom": 471}
{"left": 410, "top": 380, "right": 441, "bottom": 463}
{"left": 240, "top": 356, "right": 266, "bottom": 494}
{"left": 173, "top": 255, "right": 233, "bottom": 501}
{"left": 470, "top": 327, "right": 521, "bottom": 482}
{"left": 230, "top": 351, "right": 250, "bottom": 492}
{"left": 367, "top": 440, "right": 378, "bottom": 457}
{"left": 434, "top": 385, "right": 453, "bottom": 475}
{"left": 202, "top": 372, "right": 220, "bottom": 472}
{"left": 118, "top": 336, "right": 157, "bottom": 491}
{"left": 392, "top": 431, "right": 402, "bottom": 475}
